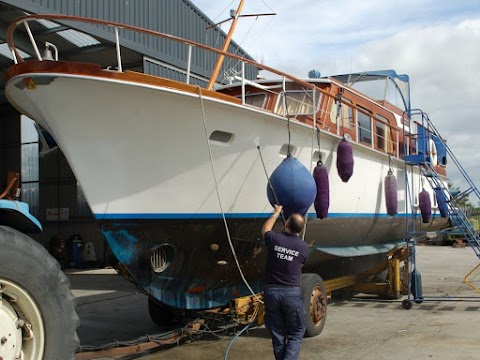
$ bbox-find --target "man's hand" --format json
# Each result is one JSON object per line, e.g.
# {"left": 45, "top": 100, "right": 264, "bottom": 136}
{"left": 273, "top": 204, "right": 283, "bottom": 217}
{"left": 261, "top": 204, "right": 283, "bottom": 237}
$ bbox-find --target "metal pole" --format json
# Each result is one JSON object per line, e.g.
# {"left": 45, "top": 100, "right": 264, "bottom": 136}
{"left": 114, "top": 26, "right": 123, "bottom": 72}
{"left": 10, "top": 48, "right": 18, "bottom": 64}
{"left": 186, "top": 44, "right": 192, "bottom": 84}
{"left": 241, "top": 61, "right": 245, "bottom": 105}
{"left": 24, "top": 21, "right": 42, "bottom": 61}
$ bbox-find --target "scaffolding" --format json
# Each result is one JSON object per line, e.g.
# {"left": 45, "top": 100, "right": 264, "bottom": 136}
{"left": 402, "top": 109, "right": 480, "bottom": 309}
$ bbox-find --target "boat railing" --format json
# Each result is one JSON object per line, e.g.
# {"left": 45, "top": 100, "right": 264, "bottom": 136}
{"left": 8, "top": 14, "right": 399, "bottom": 159}
{"left": 7, "top": 14, "right": 328, "bottom": 94}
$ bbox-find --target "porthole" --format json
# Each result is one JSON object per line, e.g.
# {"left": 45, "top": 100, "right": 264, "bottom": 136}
{"left": 209, "top": 130, "right": 234, "bottom": 145}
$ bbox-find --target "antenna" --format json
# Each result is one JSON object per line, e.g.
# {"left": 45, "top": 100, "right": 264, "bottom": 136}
{"left": 206, "top": 0, "right": 276, "bottom": 90}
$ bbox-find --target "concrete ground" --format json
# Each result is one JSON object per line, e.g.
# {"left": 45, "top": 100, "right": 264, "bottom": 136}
{"left": 70, "top": 245, "right": 480, "bottom": 360}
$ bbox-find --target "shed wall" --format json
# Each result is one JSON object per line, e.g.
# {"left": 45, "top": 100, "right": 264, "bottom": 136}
{"left": 5, "top": 0, "right": 258, "bottom": 82}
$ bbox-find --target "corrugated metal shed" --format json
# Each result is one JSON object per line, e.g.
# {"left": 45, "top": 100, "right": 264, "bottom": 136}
{"left": 0, "top": 0, "right": 258, "bottom": 84}
{"left": 0, "top": 0, "right": 260, "bottom": 263}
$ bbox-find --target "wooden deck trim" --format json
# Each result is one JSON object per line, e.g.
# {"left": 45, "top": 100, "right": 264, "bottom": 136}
{"left": 5, "top": 61, "right": 241, "bottom": 105}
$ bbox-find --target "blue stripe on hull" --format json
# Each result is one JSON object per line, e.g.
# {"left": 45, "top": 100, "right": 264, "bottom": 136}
{"left": 95, "top": 212, "right": 442, "bottom": 220}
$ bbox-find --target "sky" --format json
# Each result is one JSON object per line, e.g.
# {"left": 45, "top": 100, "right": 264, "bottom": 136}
{"left": 190, "top": 0, "right": 480, "bottom": 205}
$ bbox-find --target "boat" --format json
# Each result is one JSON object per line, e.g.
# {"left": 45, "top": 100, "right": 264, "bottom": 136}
{"left": 4, "top": 6, "right": 450, "bottom": 335}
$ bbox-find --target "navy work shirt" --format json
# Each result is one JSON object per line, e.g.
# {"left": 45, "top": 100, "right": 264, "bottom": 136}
{"left": 264, "top": 231, "right": 309, "bottom": 287}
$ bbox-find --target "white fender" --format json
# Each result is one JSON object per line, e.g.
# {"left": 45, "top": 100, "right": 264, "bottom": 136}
{"left": 428, "top": 138, "right": 437, "bottom": 165}
{"left": 82, "top": 241, "right": 97, "bottom": 262}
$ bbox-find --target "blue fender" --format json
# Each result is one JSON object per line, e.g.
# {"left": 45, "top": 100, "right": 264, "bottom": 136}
{"left": 0, "top": 199, "right": 42, "bottom": 233}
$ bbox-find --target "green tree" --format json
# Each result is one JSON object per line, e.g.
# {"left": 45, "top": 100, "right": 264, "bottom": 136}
{"left": 449, "top": 183, "right": 474, "bottom": 215}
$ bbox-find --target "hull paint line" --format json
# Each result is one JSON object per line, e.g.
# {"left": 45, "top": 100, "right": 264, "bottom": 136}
{"left": 94, "top": 212, "right": 443, "bottom": 220}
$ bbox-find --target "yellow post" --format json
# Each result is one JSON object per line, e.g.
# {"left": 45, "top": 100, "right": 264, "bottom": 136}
{"left": 393, "top": 258, "right": 401, "bottom": 297}
{"left": 464, "top": 263, "right": 480, "bottom": 294}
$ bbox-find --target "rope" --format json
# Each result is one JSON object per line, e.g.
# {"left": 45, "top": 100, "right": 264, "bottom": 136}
{"left": 261, "top": 0, "right": 275, "bottom": 12}
{"left": 309, "top": 90, "right": 317, "bottom": 173}
{"left": 336, "top": 92, "right": 345, "bottom": 137}
{"left": 284, "top": 91, "right": 292, "bottom": 156}
{"left": 224, "top": 320, "right": 256, "bottom": 360}
{"left": 316, "top": 127, "right": 322, "bottom": 158}
{"left": 305, "top": 88, "right": 321, "bottom": 239}
{"left": 196, "top": 86, "right": 263, "bottom": 304}
{"left": 256, "top": 146, "right": 286, "bottom": 225}
{"left": 314, "top": 85, "right": 322, "bottom": 165}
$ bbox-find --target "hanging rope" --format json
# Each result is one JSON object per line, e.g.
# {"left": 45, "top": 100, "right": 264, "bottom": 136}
{"left": 281, "top": 79, "right": 292, "bottom": 157}
{"left": 336, "top": 91, "right": 344, "bottom": 137}
{"left": 316, "top": 126, "right": 322, "bottom": 164}
{"left": 257, "top": 146, "right": 286, "bottom": 225}
{"left": 308, "top": 89, "right": 318, "bottom": 173}
{"left": 306, "top": 87, "right": 321, "bottom": 238}
{"left": 196, "top": 86, "right": 262, "bottom": 304}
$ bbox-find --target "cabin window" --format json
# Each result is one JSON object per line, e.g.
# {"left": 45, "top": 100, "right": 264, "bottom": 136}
{"left": 350, "top": 76, "right": 408, "bottom": 112}
{"left": 274, "top": 90, "right": 320, "bottom": 116}
{"left": 357, "top": 107, "right": 372, "bottom": 145}
{"left": 244, "top": 93, "right": 267, "bottom": 108}
{"left": 388, "top": 129, "right": 398, "bottom": 155}
{"left": 330, "top": 98, "right": 354, "bottom": 129}
{"left": 385, "top": 78, "right": 408, "bottom": 111}
{"left": 375, "top": 114, "right": 390, "bottom": 152}
{"left": 376, "top": 122, "right": 386, "bottom": 151}
{"left": 375, "top": 114, "right": 396, "bottom": 154}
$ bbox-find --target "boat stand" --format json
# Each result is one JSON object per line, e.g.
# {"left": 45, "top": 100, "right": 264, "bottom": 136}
{"left": 230, "top": 247, "right": 412, "bottom": 323}
{"left": 322, "top": 247, "right": 409, "bottom": 300}
{"left": 402, "top": 109, "right": 480, "bottom": 309}
{"left": 74, "top": 250, "right": 421, "bottom": 360}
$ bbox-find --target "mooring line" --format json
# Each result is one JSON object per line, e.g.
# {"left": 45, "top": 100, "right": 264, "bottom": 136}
{"left": 196, "top": 86, "right": 263, "bottom": 304}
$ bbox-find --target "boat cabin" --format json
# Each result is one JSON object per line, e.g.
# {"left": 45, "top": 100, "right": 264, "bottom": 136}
{"left": 216, "top": 71, "right": 446, "bottom": 174}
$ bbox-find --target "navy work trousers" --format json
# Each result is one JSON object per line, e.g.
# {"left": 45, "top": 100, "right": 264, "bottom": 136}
{"left": 264, "top": 287, "right": 307, "bottom": 360}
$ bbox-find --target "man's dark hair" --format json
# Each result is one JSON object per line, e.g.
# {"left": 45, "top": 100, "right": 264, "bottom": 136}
{"left": 287, "top": 213, "right": 305, "bottom": 234}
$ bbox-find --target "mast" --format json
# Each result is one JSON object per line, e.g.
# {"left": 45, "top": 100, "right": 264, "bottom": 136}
{"left": 206, "top": 0, "right": 245, "bottom": 90}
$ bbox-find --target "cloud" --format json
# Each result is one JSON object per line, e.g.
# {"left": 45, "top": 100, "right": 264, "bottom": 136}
{"left": 347, "top": 20, "right": 480, "bottom": 188}
{"left": 190, "top": 0, "right": 480, "bottom": 196}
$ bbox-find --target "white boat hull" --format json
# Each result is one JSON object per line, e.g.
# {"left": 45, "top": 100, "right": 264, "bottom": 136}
{"left": 6, "top": 71, "right": 448, "bottom": 309}
{"left": 7, "top": 73, "right": 442, "bottom": 217}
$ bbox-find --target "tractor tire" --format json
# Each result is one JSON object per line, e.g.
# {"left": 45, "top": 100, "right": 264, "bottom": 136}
{"left": 0, "top": 226, "right": 79, "bottom": 360}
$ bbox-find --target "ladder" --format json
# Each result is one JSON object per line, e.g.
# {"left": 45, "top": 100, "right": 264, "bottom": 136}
{"left": 403, "top": 109, "right": 480, "bottom": 298}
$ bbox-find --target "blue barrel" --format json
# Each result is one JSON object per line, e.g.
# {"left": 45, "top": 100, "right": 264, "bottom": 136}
{"left": 411, "top": 269, "right": 424, "bottom": 303}
{"left": 69, "top": 235, "right": 83, "bottom": 268}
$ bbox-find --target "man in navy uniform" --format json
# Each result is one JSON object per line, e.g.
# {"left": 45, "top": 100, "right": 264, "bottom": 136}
{"left": 261, "top": 204, "right": 309, "bottom": 360}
